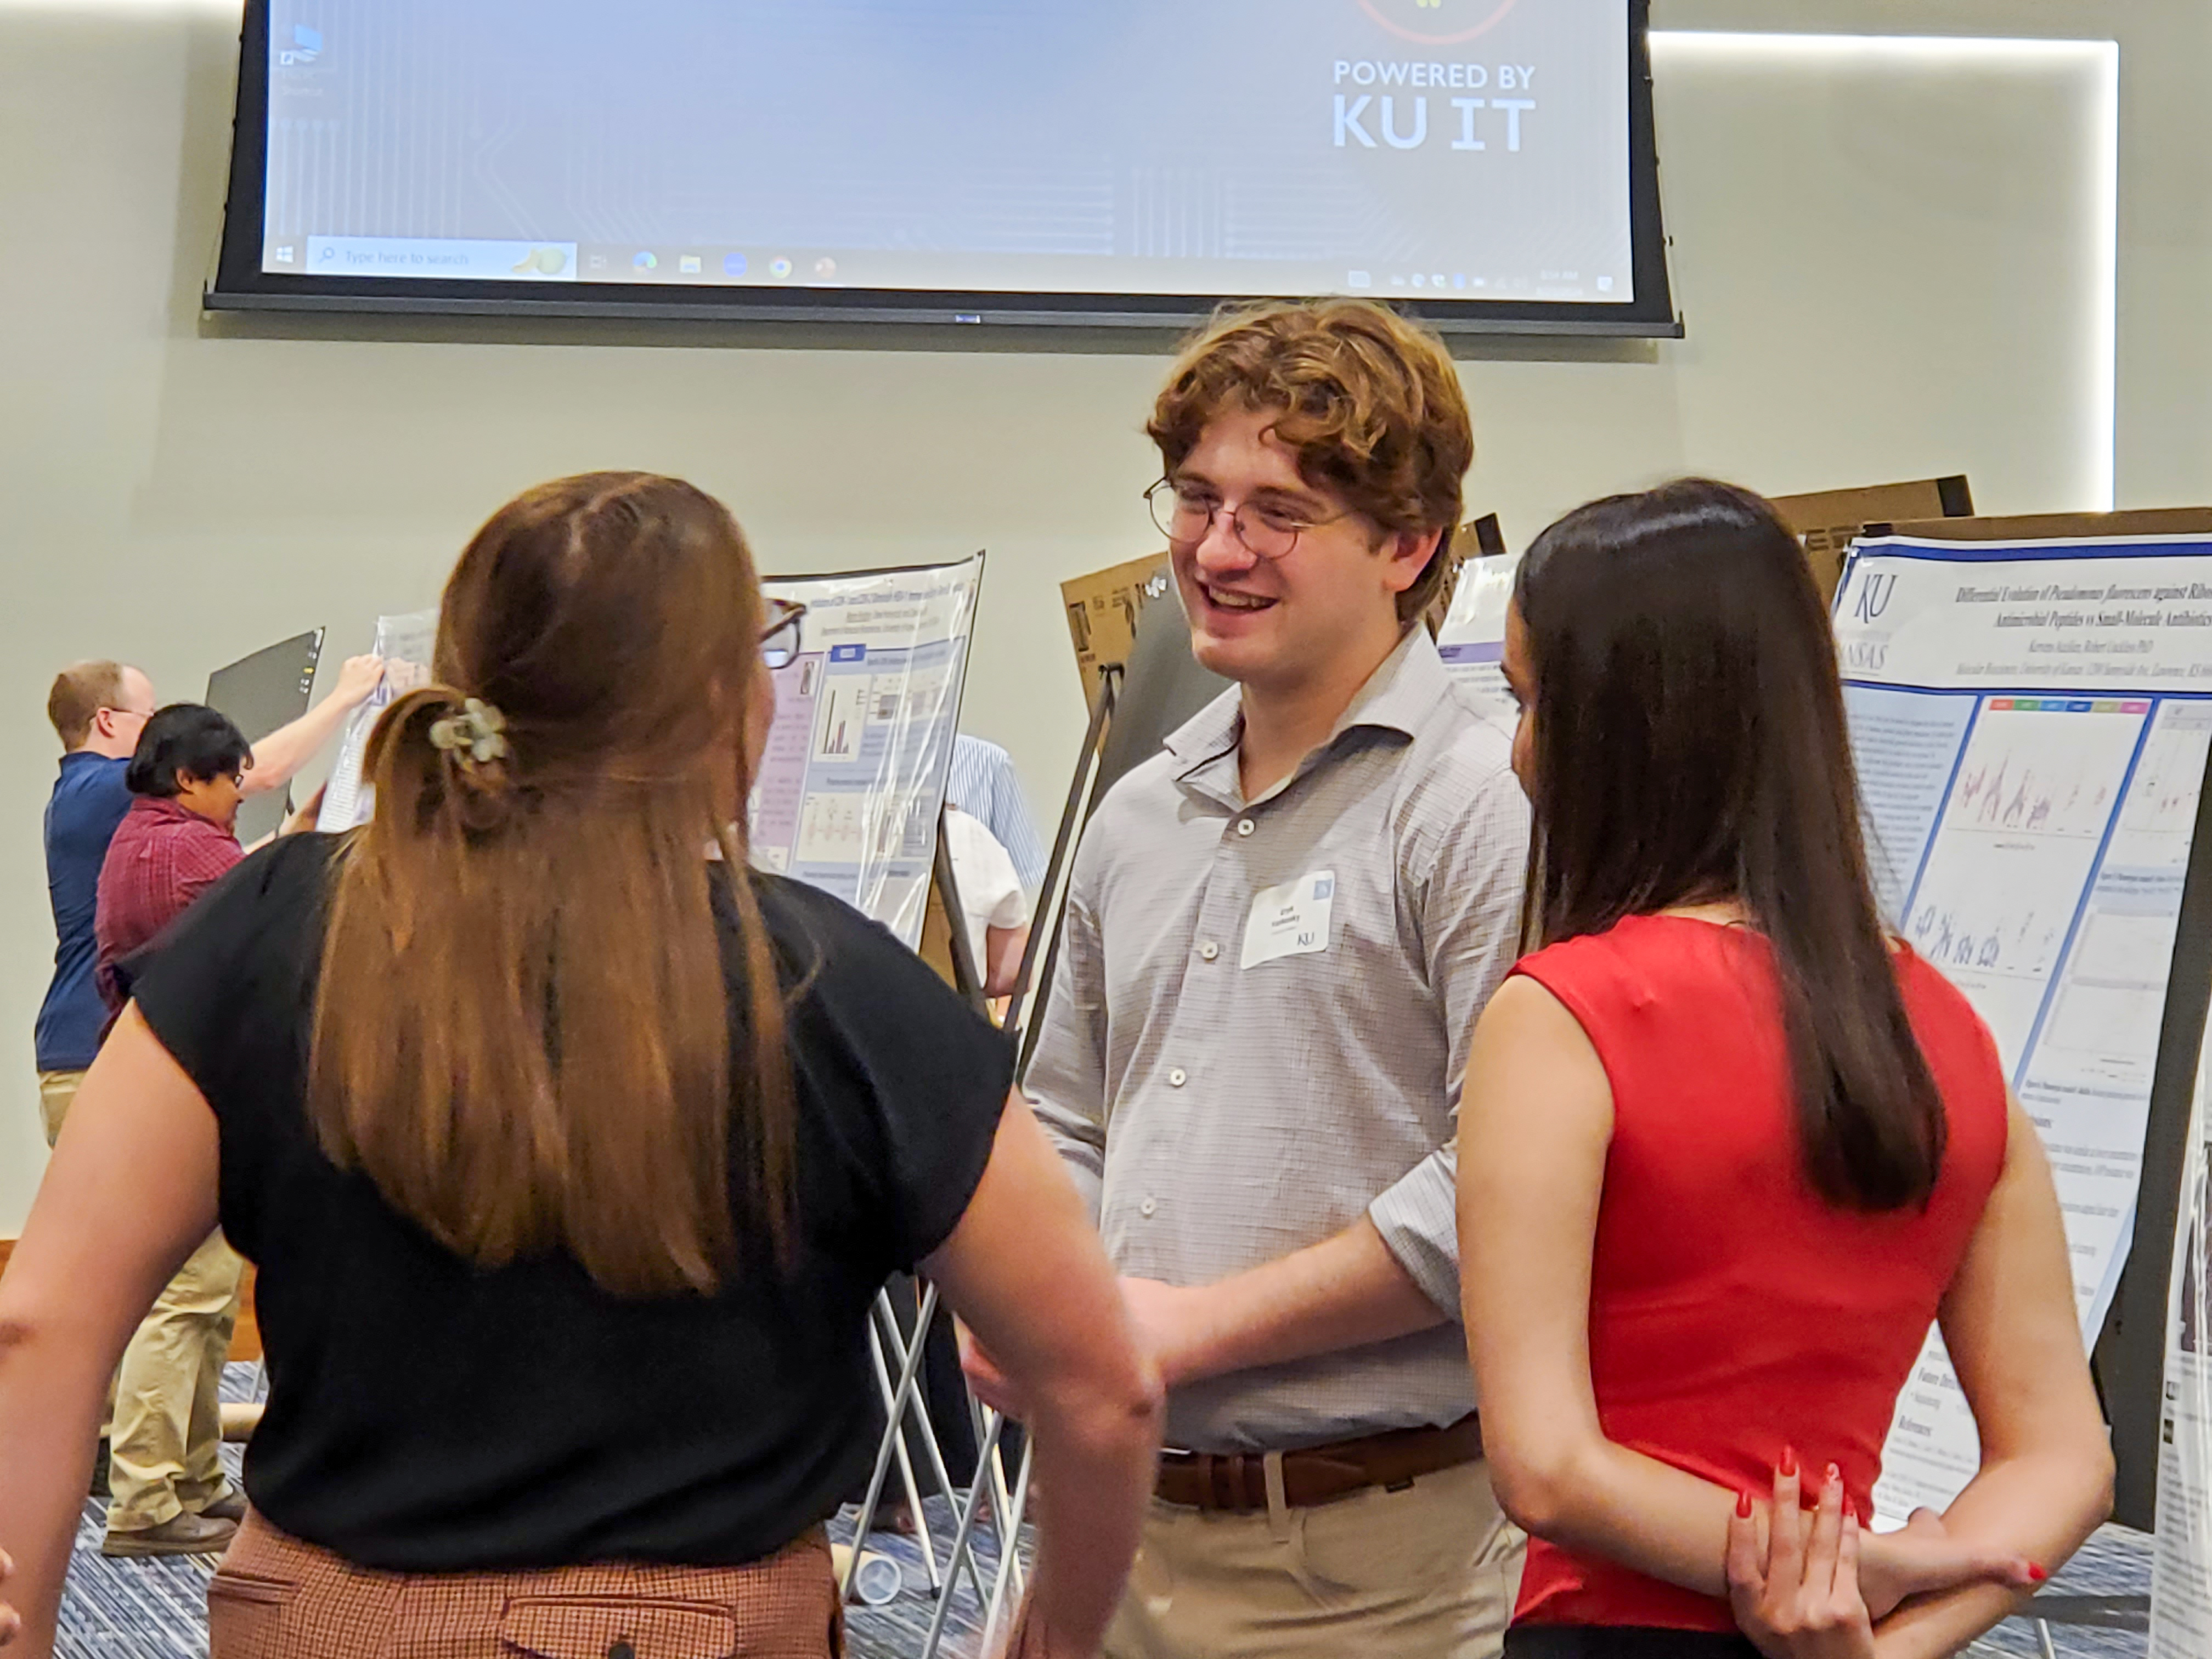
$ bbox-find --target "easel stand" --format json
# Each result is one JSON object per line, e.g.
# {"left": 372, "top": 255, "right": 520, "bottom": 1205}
{"left": 847, "top": 670, "right": 1127, "bottom": 1652}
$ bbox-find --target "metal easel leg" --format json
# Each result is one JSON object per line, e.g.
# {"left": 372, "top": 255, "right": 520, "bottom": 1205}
{"left": 969, "top": 1394, "right": 1024, "bottom": 1601}
{"left": 841, "top": 1279, "right": 939, "bottom": 1604}
{"left": 866, "top": 1318, "right": 944, "bottom": 1595}
{"left": 920, "top": 1406, "right": 1013, "bottom": 1659}
{"left": 871, "top": 1291, "right": 998, "bottom": 1605}
{"left": 977, "top": 1434, "right": 1036, "bottom": 1652}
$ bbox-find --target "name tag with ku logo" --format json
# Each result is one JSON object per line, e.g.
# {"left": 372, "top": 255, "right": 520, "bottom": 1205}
{"left": 1241, "top": 871, "right": 1337, "bottom": 969}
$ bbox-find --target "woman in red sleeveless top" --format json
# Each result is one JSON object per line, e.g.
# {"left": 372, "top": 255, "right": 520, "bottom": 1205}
{"left": 1458, "top": 481, "right": 2113, "bottom": 1659}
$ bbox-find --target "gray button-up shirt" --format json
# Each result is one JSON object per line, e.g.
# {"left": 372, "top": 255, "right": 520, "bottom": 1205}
{"left": 1027, "top": 628, "right": 1530, "bottom": 1451}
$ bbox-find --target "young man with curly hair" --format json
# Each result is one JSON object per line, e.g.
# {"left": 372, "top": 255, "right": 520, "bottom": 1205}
{"left": 1002, "top": 300, "right": 1532, "bottom": 1656}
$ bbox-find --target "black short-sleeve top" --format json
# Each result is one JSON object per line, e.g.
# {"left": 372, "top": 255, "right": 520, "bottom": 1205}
{"left": 129, "top": 833, "right": 1012, "bottom": 1573}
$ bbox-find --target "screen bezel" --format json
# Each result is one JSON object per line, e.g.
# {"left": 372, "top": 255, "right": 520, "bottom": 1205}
{"left": 205, "top": 0, "right": 1678, "bottom": 338}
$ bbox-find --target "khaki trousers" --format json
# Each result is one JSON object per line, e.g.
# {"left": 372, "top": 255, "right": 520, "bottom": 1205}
{"left": 37, "top": 1068, "right": 246, "bottom": 1533}
{"left": 1104, "top": 1455, "right": 1525, "bottom": 1659}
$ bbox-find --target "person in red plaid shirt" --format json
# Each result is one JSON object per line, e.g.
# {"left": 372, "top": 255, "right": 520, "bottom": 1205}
{"left": 95, "top": 707, "right": 257, "bottom": 1015}
{"left": 86, "top": 705, "right": 259, "bottom": 1559}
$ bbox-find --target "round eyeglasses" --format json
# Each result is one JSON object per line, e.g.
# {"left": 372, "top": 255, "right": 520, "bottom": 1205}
{"left": 761, "top": 599, "right": 807, "bottom": 670}
{"left": 1145, "top": 477, "right": 1348, "bottom": 561}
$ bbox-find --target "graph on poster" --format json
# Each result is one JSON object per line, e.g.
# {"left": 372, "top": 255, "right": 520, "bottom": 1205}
{"left": 1950, "top": 726, "right": 2120, "bottom": 837}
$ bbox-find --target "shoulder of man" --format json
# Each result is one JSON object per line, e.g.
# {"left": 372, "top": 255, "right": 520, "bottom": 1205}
{"left": 1388, "top": 695, "right": 1527, "bottom": 868}
{"left": 1066, "top": 744, "right": 1188, "bottom": 887}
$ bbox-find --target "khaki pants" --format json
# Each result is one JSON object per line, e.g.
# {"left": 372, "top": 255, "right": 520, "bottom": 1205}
{"left": 36, "top": 1068, "right": 84, "bottom": 1147}
{"left": 37, "top": 1068, "right": 245, "bottom": 1533}
{"left": 1105, "top": 1455, "right": 1525, "bottom": 1659}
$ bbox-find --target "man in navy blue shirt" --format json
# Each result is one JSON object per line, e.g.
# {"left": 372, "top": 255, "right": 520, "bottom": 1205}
{"left": 33, "top": 654, "right": 381, "bottom": 1554}
{"left": 35, "top": 662, "right": 157, "bottom": 1132}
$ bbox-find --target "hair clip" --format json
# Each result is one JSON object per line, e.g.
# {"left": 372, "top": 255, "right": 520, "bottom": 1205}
{"left": 427, "top": 698, "right": 510, "bottom": 766}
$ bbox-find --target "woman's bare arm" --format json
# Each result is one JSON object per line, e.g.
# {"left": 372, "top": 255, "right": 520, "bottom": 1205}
{"left": 925, "top": 1096, "right": 1163, "bottom": 1654}
{"left": 1871, "top": 1100, "right": 2112, "bottom": 1659}
{"left": 0, "top": 1011, "right": 223, "bottom": 1658}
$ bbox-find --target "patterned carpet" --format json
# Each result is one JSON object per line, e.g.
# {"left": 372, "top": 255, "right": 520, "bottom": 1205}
{"left": 49, "top": 1368, "right": 2150, "bottom": 1657}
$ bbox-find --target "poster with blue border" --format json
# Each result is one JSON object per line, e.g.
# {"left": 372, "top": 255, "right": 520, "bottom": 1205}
{"left": 1835, "top": 532, "right": 2212, "bottom": 1521}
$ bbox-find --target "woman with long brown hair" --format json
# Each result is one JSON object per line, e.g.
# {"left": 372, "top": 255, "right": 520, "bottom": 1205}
{"left": 0, "top": 473, "right": 1160, "bottom": 1657}
{"left": 1458, "top": 479, "right": 2113, "bottom": 1659}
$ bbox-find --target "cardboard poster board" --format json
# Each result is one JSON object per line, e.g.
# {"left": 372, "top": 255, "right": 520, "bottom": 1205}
{"left": 1773, "top": 476, "right": 1973, "bottom": 602}
{"left": 1062, "top": 554, "right": 1171, "bottom": 701}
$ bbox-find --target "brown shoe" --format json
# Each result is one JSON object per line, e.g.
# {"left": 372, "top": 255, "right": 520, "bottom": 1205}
{"left": 101, "top": 1510, "right": 238, "bottom": 1558}
{"left": 199, "top": 1487, "right": 247, "bottom": 1523}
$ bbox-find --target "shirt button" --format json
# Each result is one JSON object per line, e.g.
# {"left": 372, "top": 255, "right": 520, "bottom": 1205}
{"left": 1235, "top": 819, "right": 1255, "bottom": 837}
{"left": 1168, "top": 1068, "right": 1188, "bottom": 1087}
{"left": 1199, "top": 940, "right": 1220, "bottom": 962}
{"left": 1141, "top": 1197, "right": 1158, "bottom": 1218}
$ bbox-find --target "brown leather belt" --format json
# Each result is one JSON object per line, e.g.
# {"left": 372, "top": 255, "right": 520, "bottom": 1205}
{"left": 1154, "top": 1413, "right": 1483, "bottom": 1514}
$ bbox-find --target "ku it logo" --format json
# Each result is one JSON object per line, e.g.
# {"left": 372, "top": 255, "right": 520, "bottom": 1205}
{"left": 1358, "top": 0, "right": 1521, "bottom": 46}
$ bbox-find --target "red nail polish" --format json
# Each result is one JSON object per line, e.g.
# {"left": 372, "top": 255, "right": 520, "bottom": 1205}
{"left": 1737, "top": 1489, "right": 1754, "bottom": 1519}
{"left": 2029, "top": 1565, "right": 2049, "bottom": 1583}
{"left": 1779, "top": 1446, "right": 1798, "bottom": 1478}
{"left": 1826, "top": 1463, "right": 1842, "bottom": 1486}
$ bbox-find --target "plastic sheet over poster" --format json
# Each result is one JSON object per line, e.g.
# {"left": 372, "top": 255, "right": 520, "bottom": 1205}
{"left": 316, "top": 608, "right": 438, "bottom": 832}
{"left": 1830, "top": 531, "right": 2212, "bottom": 1523}
{"left": 749, "top": 555, "right": 984, "bottom": 947}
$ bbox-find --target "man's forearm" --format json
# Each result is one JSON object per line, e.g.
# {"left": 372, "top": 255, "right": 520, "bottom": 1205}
{"left": 245, "top": 696, "right": 357, "bottom": 796}
{"left": 1149, "top": 1216, "right": 1446, "bottom": 1386}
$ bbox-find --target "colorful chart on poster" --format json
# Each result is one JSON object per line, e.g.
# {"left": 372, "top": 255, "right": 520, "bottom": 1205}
{"left": 1831, "top": 533, "right": 2212, "bottom": 1522}
{"left": 749, "top": 555, "right": 983, "bottom": 946}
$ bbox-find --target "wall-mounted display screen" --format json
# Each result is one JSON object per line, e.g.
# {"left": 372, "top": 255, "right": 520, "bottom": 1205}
{"left": 208, "top": 0, "right": 1675, "bottom": 335}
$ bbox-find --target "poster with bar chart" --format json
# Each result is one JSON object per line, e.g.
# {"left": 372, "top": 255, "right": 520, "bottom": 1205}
{"left": 1832, "top": 532, "right": 2212, "bottom": 1523}
{"left": 748, "top": 554, "right": 983, "bottom": 947}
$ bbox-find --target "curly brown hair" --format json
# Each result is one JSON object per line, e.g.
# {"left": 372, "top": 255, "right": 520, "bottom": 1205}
{"left": 1147, "top": 299, "right": 1474, "bottom": 627}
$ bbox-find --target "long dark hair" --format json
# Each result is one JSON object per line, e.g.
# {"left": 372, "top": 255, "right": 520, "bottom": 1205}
{"left": 1514, "top": 478, "right": 1945, "bottom": 1210}
{"left": 310, "top": 473, "right": 796, "bottom": 1296}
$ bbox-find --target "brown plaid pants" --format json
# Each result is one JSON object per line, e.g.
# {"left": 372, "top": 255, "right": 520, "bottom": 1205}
{"left": 207, "top": 1511, "right": 845, "bottom": 1658}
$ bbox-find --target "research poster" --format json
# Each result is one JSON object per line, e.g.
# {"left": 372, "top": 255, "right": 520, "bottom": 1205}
{"left": 2149, "top": 1057, "right": 2210, "bottom": 1658}
{"left": 1432, "top": 550, "right": 1521, "bottom": 729}
{"left": 1830, "top": 533, "right": 2212, "bottom": 1522}
{"left": 749, "top": 555, "right": 983, "bottom": 947}
{"left": 317, "top": 608, "right": 438, "bottom": 832}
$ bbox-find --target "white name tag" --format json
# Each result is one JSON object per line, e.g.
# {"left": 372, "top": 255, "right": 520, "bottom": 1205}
{"left": 1241, "top": 870, "right": 1336, "bottom": 969}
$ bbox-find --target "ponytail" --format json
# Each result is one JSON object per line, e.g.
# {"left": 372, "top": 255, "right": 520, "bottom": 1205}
{"left": 309, "top": 680, "right": 797, "bottom": 1295}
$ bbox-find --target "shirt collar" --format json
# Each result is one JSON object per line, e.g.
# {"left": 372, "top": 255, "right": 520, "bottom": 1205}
{"left": 128, "top": 794, "right": 222, "bottom": 832}
{"left": 1161, "top": 627, "right": 1454, "bottom": 809}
